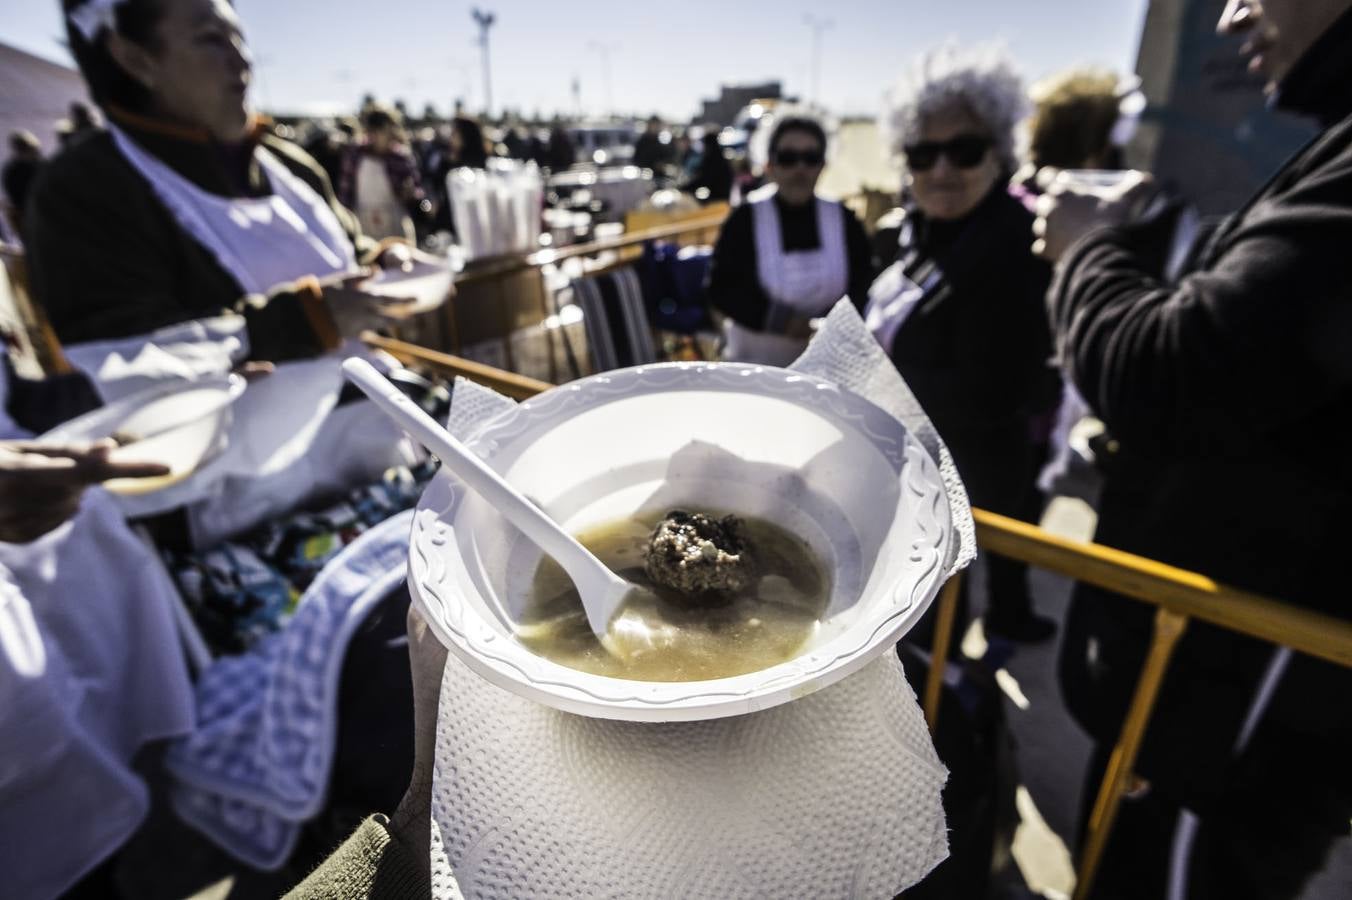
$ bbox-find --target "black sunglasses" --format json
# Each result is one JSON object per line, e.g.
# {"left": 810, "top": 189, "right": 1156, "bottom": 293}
{"left": 774, "top": 149, "right": 825, "bottom": 168}
{"left": 903, "top": 135, "right": 991, "bottom": 171}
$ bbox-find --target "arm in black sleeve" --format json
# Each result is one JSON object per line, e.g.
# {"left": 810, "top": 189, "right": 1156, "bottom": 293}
{"left": 1048, "top": 144, "right": 1352, "bottom": 455}
{"left": 26, "top": 155, "right": 206, "bottom": 344}
{"left": 238, "top": 289, "right": 325, "bottom": 362}
{"left": 704, "top": 204, "right": 771, "bottom": 329}
{"left": 842, "top": 208, "right": 877, "bottom": 312}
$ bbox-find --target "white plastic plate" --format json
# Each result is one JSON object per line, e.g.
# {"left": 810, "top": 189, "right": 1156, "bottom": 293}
{"left": 42, "top": 374, "right": 246, "bottom": 497}
{"left": 409, "top": 362, "right": 952, "bottom": 721}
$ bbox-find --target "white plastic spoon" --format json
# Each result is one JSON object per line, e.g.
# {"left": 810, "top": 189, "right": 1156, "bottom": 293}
{"left": 342, "top": 358, "right": 640, "bottom": 640}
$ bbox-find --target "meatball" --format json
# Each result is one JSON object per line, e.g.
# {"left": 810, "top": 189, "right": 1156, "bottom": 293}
{"left": 644, "top": 510, "right": 758, "bottom": 596}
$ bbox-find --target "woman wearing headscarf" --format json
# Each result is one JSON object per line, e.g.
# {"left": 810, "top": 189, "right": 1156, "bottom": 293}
{"left": 705, "top": 116, "right": 874, "bottom": 367}
{"left": 869, "top": 45, "right": 1060, "bottom": 642}
{"left": 338, "top": 105, "right": 425, "bottom": 242}
{"left": 26, "top": 0, "right": 418, "bottom": 361}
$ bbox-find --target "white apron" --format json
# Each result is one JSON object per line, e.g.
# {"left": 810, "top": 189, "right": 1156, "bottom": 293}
{"left": 109, "top": 124, "right": 359, "bottom": 298}
{"left": 354, "top": 155, "right": 415, "bottom": 242}
{"left": 0, "top": 491, "right": 195, "bottom": 900}
{"left": 86, "top": 130, "right": 411, "bottom": 545}
{"left": 723, "top": 185, "right": 849, "bottom": 367}
{"left": 863, "top": 219, "right": 941, "bottom": 354}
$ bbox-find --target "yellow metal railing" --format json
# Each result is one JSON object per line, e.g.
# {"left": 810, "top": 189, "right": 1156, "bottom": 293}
{"left": 961, "top": 510, "right": 1352, "bottom": 898}
{"left": 451, "top": 210, "right": 729, "bottom": 287}
{"left": 365, "top": 344, "right": 1352, "bottom": 900}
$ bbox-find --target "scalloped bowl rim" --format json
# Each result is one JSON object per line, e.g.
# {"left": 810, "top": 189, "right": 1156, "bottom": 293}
{"left": 408, "top": 362, "right": 953, "bottom": 721}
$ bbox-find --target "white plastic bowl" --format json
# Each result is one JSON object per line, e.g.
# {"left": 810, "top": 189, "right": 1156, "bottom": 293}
{"left": 42, "top": 374, "right": 247, "bottom": 496}
{"left": 408, "top": 362, "right": 953, "bottom": 721}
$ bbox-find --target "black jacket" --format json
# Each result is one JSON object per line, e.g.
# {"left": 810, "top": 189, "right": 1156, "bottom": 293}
{"left": 25, "top": 117, "right": 376, "bottom": 361}
{"left": 887, "top": 185, "right": 1056, "bottom": 513}
{"left": 1051, "top": 11, "right": 1352, "bottom": 817}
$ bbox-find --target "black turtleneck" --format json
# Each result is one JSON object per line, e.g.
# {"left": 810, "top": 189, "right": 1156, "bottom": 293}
{"left": 1274, "top": 5, "right": 1352, "bottom": 127}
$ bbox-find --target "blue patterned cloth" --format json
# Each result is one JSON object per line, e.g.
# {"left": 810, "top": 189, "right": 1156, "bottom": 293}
{"left": 164, "top": 509, "right": 414, "bottom": 869}
{"left": 165, "top": 462, "right": 433, "bottom": 655}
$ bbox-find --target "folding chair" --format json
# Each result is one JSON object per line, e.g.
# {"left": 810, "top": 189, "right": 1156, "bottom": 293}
{"left": 0, "top": 244, "right": 71, "bottom": 378}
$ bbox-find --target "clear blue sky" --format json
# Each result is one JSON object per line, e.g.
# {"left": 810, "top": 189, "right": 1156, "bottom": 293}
{"left": 4, "top": 1, "right": 1149, "bottom": 120}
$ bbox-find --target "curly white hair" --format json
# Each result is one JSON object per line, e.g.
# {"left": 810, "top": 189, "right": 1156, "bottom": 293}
{"left": 882, "top": 42, "right": 1029, "bottom": 176}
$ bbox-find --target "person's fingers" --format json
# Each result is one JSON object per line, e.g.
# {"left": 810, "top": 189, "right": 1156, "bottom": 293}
{"left": 3, "top": 439, "right": 114, "bottom": 461}
{"left": 0, "top": 453, "right": 81, "bottom": 475}
{"left": 405, "top": 602, "right": 449, "bottom": 777}
{"left": 86, "top": 458, "right": 173, "bottom": 482}
{"left": 236, "top": 361, "right": 276, "bottom": 382}
{"left": 339, "top": 267, "right": 376, "bottom": 288}
{"left": 406, "top": 603, "right": 449, "bottom": 695}
{"left": 44, "top": 441, "right": 170, "bottom": 484}
{"left": 385, "top": 601, "right": 447, "bottom": 881}
{"left": 0, "top": 450, "right": 88, "bottom": 490}
{"left": 1116, "top": 169, "right": 1154, "bottom": 193}
{"left": 1117, "top": 174, "right": 1159, "bottom": 217}
{"left": 380, "top": 242, "right": 415, "bottom": 270}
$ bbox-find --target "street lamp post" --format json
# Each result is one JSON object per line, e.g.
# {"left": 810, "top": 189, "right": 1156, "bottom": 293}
{"left": 587, "top": 41, "right": 619, "bottom": 119}
{"left": 804, "top": 14, "right": 833, "bottom": 111}
{"left": 471, "top": 8, "right": 496, "bottom": 119}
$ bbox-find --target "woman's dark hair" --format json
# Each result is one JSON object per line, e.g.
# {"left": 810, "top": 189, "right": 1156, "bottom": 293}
{"left": 63, "top": 0, "right": 169, "bottom": 113}
{"left": 451, "top": 117, "right": 489, "bottom": 169}
{"left": 767, "top": 116, "right": 827, "bottom": 158}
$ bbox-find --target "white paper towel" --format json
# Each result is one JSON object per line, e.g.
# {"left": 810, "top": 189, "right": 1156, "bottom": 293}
{"left": 428, "top": 300, "right": 975, "bottom": 899}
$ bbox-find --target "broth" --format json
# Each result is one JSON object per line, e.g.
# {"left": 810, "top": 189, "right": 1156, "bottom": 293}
{"left": 517, "top": 512, "right": 830, "bottom": 681}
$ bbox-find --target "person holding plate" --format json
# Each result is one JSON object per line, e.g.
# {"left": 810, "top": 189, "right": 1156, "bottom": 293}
{"left": 25, "top": 0, "right": 434, "bottom": 361}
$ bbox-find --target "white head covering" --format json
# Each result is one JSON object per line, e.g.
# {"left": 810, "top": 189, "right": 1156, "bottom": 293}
{"left": 69, "top": 0, "right": 128, "bottom": 42}
{"left": 748, "top": 104, "right": 838, "bottom": 176}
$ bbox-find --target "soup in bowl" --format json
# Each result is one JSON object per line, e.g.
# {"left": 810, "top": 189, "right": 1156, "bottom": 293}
{"left": 408, "top": 362, "right": 953, "bottom": 722}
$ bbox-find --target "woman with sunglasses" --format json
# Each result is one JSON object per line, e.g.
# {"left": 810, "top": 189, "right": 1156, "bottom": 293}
{"left": 705, "top": 115, "right": 875, "bottom": 366}
{"left": 869, "top": 45, "right": 1060, "bottom": 644}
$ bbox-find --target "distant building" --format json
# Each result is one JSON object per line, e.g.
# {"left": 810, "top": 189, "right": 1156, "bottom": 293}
{"left": 697, "top": 82, "right": 785, "bottom": 127}
{"left": 1131, "top": 0, "right": 1314, "bottom": 215}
